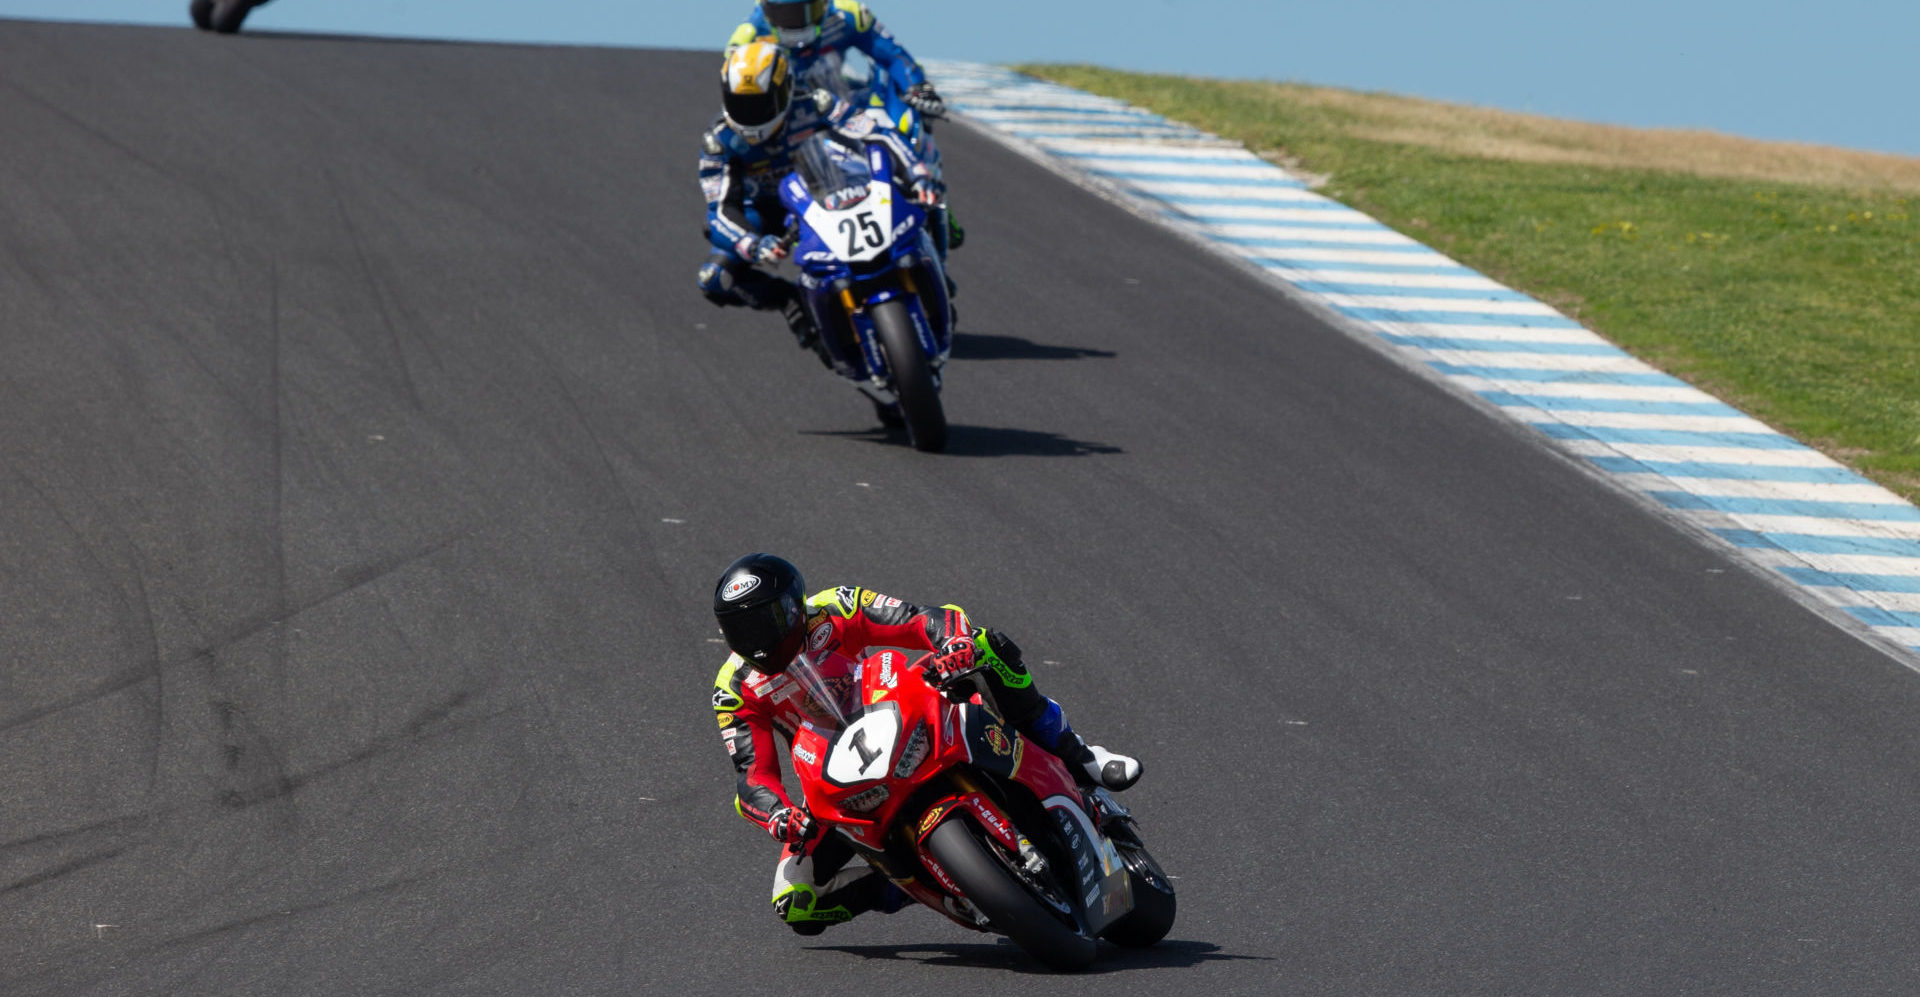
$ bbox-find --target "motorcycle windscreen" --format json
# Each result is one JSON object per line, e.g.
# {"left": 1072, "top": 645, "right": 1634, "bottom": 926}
{"left": 795, "top": 134, "right": 874, "bottom": 211}
{"left": 786, "top": 648, "right": 865, "bottom": 728}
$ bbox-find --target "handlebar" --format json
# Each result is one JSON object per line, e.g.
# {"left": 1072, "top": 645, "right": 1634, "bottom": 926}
{"left": 925, "top": 659, "right": 991, "bottom": 703}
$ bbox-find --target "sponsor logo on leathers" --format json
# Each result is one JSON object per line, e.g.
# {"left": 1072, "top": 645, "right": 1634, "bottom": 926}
{"left": 807, "top": 621, "right": 835, "bottom": 652}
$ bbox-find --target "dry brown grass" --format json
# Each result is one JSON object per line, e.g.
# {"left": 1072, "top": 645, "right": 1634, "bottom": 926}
{"left": 1269, "top": 82, "right": 1920, "bottom": 193}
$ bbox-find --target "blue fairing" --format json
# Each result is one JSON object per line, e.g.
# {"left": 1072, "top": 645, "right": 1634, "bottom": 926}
{"left": 781, "top": 142, "right": 951, "bottom": 384}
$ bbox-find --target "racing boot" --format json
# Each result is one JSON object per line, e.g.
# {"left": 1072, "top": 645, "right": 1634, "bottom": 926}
{"left": 772, "top": 849, "right": 905, "bottom": 936}
{"left": 1054, "top": 730, "right": 1144, "bottom": 792}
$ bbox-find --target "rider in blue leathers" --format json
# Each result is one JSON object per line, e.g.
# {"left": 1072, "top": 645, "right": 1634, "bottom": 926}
{"left": 729, "top": 1, "right": 961, "bottom": 251}
{"left": 699, "top": 42, "right": 939, "bottom": 349}
{"left": 729, "top": 1, "right": 945, "bottom": 126}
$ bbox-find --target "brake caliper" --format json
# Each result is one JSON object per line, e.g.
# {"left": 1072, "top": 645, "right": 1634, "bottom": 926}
{"left": 1016, "top": 835, "right": 1048, "bottom": 877}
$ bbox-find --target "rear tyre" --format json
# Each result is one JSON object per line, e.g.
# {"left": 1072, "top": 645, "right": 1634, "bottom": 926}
{"left": 211, "top": 0, "right": 251, "bottom": 33}
{"left": 1100, "top": 842, "right": 1176, "bottom": 948}
{"left": 927, "top": 820, "right": 1095, "bottom": 971}
{"left": 189, "top": 0, "right": 215, "bottom": 29}
{"left": 870, "top": 298, "right": 946, "bottom": 453}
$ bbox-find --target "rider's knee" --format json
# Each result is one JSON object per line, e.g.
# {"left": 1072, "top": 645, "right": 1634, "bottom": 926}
{"left": 697, "top": 259, "right": 733, "bottom": 295}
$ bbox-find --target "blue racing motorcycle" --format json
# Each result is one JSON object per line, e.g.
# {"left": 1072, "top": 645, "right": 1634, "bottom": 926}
{"left": 780, "top": 132, "right": 954, "bottom": 452}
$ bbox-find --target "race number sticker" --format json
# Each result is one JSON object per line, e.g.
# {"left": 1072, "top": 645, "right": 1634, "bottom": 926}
{"left": 824, "top": 704, "right": 900, "bottom": 785}
{"left": 802, "top": 182, "right": 894, "bottom": 263}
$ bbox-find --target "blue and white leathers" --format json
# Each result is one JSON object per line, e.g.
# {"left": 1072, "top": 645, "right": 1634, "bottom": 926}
{"left": 779, "top": 137, "right": 951, "bottom": 393}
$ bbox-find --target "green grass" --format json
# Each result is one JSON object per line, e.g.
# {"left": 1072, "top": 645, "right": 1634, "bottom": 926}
{"left": 1017, "top": 65, "right": 1920, "bottom": 501}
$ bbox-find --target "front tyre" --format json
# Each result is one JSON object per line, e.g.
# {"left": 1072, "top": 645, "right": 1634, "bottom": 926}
{"left": 869, "top": 298, "right": 946, "bottom": 453}
{"left": 1101, "top": 842, "right": 1176, "bottom": 947}
{"left": 926, "top": 820, "right": 1095, "bottom": 972}
{"left": 189, "top": 0, "right": 215, "bottom": 29}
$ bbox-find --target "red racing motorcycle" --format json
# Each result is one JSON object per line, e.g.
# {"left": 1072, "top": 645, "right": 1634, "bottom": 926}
{"left": 784, "top": 646, "right": 1176, "bottom": 971}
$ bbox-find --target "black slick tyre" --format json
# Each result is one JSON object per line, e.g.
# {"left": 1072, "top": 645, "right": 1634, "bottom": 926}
{"left": 189, "top": 0, "right": 214, "bottom": 29}
{"left": 869, "top": 298, "right": 946, "bottom": 453}
{"left": 925, "top": 819, "right": 1095, "bottom": 972}
{"left": 211, "top": 0, "right": 252, "bottom": 33}
{"left": 1100, "top": 843, "right": 1176, "bottom": 948}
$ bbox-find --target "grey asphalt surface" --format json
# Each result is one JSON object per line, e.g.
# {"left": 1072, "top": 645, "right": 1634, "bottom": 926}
{"left": 4, "top": 19, "right": 1919, "bottom": 997}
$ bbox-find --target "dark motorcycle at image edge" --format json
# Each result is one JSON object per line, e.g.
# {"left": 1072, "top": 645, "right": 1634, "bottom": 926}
{"left": 189, "top": 0, "right": 266, "bottom": 34}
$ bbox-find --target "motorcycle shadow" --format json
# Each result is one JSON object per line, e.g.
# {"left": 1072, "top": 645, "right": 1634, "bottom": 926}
{"left": 950, "top": 332, "right": 1116, "bottom": 362}
{"left": 810, "top": 938, "right": 1264, "bottom": 975}
{"left": 801, "top": 425, "right": 1124, "bottom": 458}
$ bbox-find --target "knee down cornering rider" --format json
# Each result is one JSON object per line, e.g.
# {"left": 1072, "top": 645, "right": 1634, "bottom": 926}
{"left": 698, "top": 41, "right": 941, "bottom": 351}
{"left": 710, "top": 553, "right": 1141, "bottom": 934}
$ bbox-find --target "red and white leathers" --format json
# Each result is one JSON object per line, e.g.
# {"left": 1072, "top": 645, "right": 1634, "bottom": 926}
{"left": 713, "top": 584, "right": 1087, "bottom": 930}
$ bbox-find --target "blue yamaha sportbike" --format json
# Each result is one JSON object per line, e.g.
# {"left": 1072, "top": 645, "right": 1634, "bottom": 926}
{"left": 780, "top": 133, "right": 954, "bottom": 452}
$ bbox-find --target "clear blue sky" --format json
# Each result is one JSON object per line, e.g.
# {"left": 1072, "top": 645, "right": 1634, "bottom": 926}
{"left": 7, "top": 1, "right": 1918, "bottom": 156}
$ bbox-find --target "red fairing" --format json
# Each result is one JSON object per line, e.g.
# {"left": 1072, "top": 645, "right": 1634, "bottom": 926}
{"left": 787, "top": 644, "right": 1090, "bottom": 932}
{"left": 1008, "top": 732, "right": 1083, "bottom": 804}
{"left": 789, "top": 649, "right": 967, "bottom": 839}
{"left": 715, "top": 586, "right": 970, "bottom": 833}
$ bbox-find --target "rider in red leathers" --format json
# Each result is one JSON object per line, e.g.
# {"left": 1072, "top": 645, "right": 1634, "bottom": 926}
{"left": 711, "top": 553, "right": 1141, "bottom": 934}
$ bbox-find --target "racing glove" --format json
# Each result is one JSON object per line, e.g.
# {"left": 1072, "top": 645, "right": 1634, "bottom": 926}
{"left": 925, "top": 634, "right": 978, "bottom": 684}
{"left": 766, "top": 806, "right": 816, "bottom": 844}
{"left": 903, "top": 82, "right": 946, "bottom": 118}
{"left": 734, "top": 234, "right": 788, "bottom": 265}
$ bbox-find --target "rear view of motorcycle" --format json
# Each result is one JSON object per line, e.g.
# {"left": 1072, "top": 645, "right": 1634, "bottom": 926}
{"left": 784, "top": 647, "right": 1177, "bottom": 971}
{"left": 780, "top": 131, "right": 954, "bottom": 452}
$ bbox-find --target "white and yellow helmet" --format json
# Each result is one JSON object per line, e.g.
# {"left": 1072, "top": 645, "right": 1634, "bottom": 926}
{"left": 720, "top": 41, "right": 794, "bottom": 145}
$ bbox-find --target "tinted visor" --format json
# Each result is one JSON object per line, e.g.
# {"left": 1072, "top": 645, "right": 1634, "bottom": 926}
{"left": 718, "top": 591, "right": 806, "bottom": 670}
{"left": 762, "top": 0, "right": 828, "bottom": 30}
{"left": 724, "top": 88, "right": 786, "bottom": 128}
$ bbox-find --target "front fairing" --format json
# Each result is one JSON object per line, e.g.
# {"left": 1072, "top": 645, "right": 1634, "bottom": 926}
{"left": 786, "top": 650, "right": 1135, "bottom": 935}
{"left": 783, "top": 144, "right": 927, "bottom": 285}
{"left": 785, "top": 647, "right": 962, "bottom": 841}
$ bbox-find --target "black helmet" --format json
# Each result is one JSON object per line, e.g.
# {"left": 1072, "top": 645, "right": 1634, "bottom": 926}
{"left": 714, "top": 553, "right": 809, "bottom": 673}
{"left": 759, "top": 0, "right": 829, "bottom": 45}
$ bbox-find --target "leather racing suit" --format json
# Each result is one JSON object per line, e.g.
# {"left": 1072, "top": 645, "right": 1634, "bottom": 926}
{"left": 712, "top": 585, "right": 1082, "bottom": 931}
{"left": 727, "top": 2, "right": 959, "bottom": 254}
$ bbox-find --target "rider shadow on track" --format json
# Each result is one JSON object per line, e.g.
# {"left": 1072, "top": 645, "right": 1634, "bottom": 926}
{"left": 810, "top": 939, "right": 1266, "bottom": 975}
{"left": 950, "top": 332, "right": 1116, "bottom": 362}
{"left": 802, "top": 425, "right": 1124, "bottom": 458}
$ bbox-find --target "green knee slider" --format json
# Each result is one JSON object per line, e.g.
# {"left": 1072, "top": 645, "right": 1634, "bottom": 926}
{"left": 772, "top": 883, "right": 855, "bottom": 925}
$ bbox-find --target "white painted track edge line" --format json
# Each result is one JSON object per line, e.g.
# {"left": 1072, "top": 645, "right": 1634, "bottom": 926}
{"left": 934, "top": 66, "right": 1920, "bottom": 673}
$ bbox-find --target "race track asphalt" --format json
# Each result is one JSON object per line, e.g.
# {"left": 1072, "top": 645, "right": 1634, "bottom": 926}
{"left": 3, "top": 20, "right": 1918, "bottom": 996}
